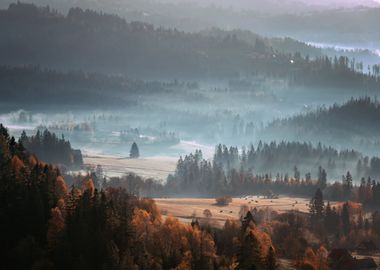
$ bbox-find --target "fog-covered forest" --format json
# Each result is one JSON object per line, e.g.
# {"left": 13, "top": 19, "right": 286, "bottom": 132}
{"left": 2, "top": 1, "right": 380, "bottom": 269}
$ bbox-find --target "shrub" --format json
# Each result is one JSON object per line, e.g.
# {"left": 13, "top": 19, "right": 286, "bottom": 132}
{"left": 215, "top": 196, "right": 232, "bottom": 206}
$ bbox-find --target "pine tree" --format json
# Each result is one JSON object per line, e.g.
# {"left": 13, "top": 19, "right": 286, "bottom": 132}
{"left": 129, "top": 142, "right": 140, "bottom": 159}
{"left": 317, "top": 166, "right": 327, "bottom": 190}
{"left": 310, "top": 188, "right": 324, "bottom": 224}
{"left": 344, "top": 171, "right": 353, "bottom": 193}
{"left": 294, "top": 166, "right": 300, "bottom": 181}
{"left": 241, "top": 211, "right": 256, "bottom": 232}
{"left": 237, "top": 230, "right": 262, "bottom": 270}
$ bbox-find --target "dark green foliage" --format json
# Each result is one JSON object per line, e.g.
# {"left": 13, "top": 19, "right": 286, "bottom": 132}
{"left": 324, "top": 202, "right": 340, "bottom": 235}
{"left": 0, "top": 125, "right": 61, "bottom": 269}
{"left": 264, "top": 97, "right": 380, "bottom": 155}
{"left": 129, "top": 142, "right": 140, "bottom": 159}
{"left": 0, "top": 124, "right": 136, "bottom": 270}
{"left": 1, "top": 2, "right": 379, "bottom": 90}
{"left": 317, "top": 166, "right": 327, "bottom": 190}
{"left": 54, "top": 189, "right": 135, "bottom": 270}
{"left": 309, "top": 188, "right": 324, "bottom": 224}
{"left": 1, "top": 123, "right": 282, "bottom": 270}
{"left": 158, "top": 145, "right": 380, "bottom": 206}
{"left": 20, "top": 129, "right": 83, "bottom": 168}
{"left": 213, "top": 142, "right": 362, "bottom": 179}
{"left": 0, "top": 65, "right": 168, "bottom": 107}
{"left": 237, "top": 231, "right": 262, "bottom": 270}
{"left": 343, "top": 171, "right": 353, "bottom": 194}
{"left": 104, "top": 143, "right": 380, "bottom": 207}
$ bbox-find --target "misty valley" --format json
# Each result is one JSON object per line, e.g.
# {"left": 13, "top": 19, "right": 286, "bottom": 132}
{"left": 2, "top": 1, "right": 380, "bottom": 270}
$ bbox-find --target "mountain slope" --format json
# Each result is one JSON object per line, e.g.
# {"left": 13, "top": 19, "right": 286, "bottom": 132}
{"left": 1, "top": 2, "right": 379, "bottom": 92}
{"left": 261, "top": 97, "right": 380, "bottom": 154}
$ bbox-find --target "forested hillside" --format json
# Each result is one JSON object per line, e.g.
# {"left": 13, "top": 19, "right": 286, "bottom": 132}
{"left": 262, "top": 97, "right": 380, "bottom": 154}
{"left": 3, "top": 123, "right": 377, "bottom": 269}
{"left": 19, "top": 129, "right": 83, "bottom": 168}
{"left": 0, "top": 124, "right": 278, "bottom": 270}
{"left": 1, "top": 2, "right": 379, "bottom": 90}
{"left": 0, "top": 66, "right": 170, "bottom": 107}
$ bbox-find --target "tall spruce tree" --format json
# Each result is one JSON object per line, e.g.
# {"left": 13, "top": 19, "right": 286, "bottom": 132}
{"left": 129, "top": 142, "right": 140, "bottom": 159}
{"left": 310, "top": 188, "right": 324, "bottom": 224}
{"left": 237, "top": 231, "right": 262, "bottom": 270}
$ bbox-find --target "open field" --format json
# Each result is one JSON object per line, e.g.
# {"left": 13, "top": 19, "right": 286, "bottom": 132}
{"left": 154, "top": 196, "right": 331, "bottom": 227}
{"left": 83, "top": 154, "right": 177, "bottom": 180}
{"left": 81, "top": 140, "right": 214, "bottom": 180}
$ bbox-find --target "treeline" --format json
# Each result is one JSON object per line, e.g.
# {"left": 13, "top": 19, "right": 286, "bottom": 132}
{"left": 213, "top": 142, "right": 364, "bottom": 178}
{"left": 307, "top": 188, "right": 380, "bottom": 251}
{"left": 4, "top": 123, "right": 380, "bottom": 269}
{"left": 88, "top": 171, "right": 380, "bottom": 266}
{"left": 1, "top": 2, "right": 379, "bottom": 90}
{"left": 0, "top": 124, "right": 278, "bottom": 270}
{"left": 19, "top": 129, "right": 83, "bottom": 168}
{"left": 203, "top": 33, "right": 380, "bottom": 89}
{"left": 263, "top": 97, "right": 380, "bottom": 154}
{"left": 0, "top": 66, "right": 168, "bottom": 107}
{"left": 106, "top": 146, "right": 380, "bottom": 207}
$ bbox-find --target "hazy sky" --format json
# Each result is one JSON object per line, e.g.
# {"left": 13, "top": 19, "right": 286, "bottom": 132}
{"left": 165, "top": 0, "right": 380, "bottom": 5}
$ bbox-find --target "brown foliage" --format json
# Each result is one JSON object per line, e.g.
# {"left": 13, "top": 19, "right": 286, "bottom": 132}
{"left": 55, "top": 176, "right": 68, "bottom": 199}
{"left": 131, "top": 203, "right": 217, "bottom": 270}
{"left": 11, "top": 155, "right": 25, "bottom": 180}
{"left": 82, "top": 177, "right": 95, "bottom": 196}
{"left": 47, "top": 207, "right": 65, "bottom": 249}
{"left": 136, "top": 198, "right": 162, "bottom": 222}
{"left": 203, "top": 209, "right": 212, "bottom": 218}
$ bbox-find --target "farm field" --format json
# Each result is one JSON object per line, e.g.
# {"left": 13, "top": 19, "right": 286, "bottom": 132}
{"left": 83, "top": 154, "right": 177, "bottom": 180}
{"left": 154, "top": 196, "right": 331, "bottom": 227}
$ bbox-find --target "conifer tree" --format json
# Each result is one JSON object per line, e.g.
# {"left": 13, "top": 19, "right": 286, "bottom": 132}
{"left": 129, "top": 142, "right": 140, "bottom": 159}
{"left": 237, "top": 230, "right": 262, "bottom": 270}
{"left": 310, "top": 188, "right": 324, "bottom": 223}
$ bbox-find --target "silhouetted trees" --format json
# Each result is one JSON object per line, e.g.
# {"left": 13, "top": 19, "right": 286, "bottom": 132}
{"left": 264, "top": 97, "right": 380, "bottom": 155}
{"left": 1, "top": 2, "right": 380, "bottom": 87}
{"left": 310, "top": 188, "right": 324, "bottom": 225}
{"left": 5, "top": 123, "right": 380, "bottom": 269}
{"left": 129, "top": 142, "right": 140, "bottom": 159}
{"left": 0, "top": 65, "right": 170, "bottom": 107}
{"left": 212, "top": 141, "right": 364, "bottom": 179}
{"left": 161, "top": 146, "right": 380, "bottom": 207}
{"left": 1, "top": 124, "right": 279, "bottom": 270}
{"left": 20, "top": 129, "right": 83, "bottom": 168}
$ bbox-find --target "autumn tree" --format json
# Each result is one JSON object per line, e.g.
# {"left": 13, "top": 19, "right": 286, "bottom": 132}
{"left": 203, "top": 209, "right": 212, "bottom": 219}
{"left": 47, "top": 207, "right": 65, "bottom": 249}
{"left": 266, "top": 246, "right": 277, "bottom": 270}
